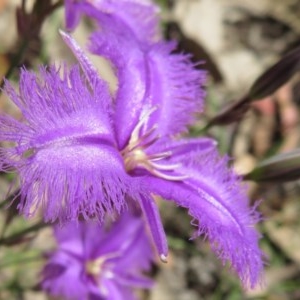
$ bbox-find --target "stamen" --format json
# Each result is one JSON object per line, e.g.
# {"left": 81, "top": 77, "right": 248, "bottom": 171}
{"left": 148, "top": 151, "right": 172, "bottom": 161}
{"left": 85, "top": 252, "right": 121, "bottom": 282}
{"left": 151, "top": 162, "right": 182, "bottom": 171}
{"left": 130, "top": 106, "right": 158, "bottom": 144}
{"left": 122, "top": 105, "right": 188, "bottom": 182}
{"left": 139, "top": 125, "right": 158, "bottom": 144}
{"left": 85, "top": 251, "right": 120, "bottom": 284}
{"left": 151, "top": 169, "right": 189, "bottom": 181}
{"left": 125, "top": 125, "right": 158, "bottom": 153}
{"left": 138, "top": 133, "right": 160, "bottom": 149}
{"left": 86, "top": 257, "right": 105, "bottom": 277}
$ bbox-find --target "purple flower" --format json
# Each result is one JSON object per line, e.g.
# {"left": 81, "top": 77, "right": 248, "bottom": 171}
{"left": 0, "top": 28, "right": 263, "bottom": 287}
{"left": 64, "top": 0, "right": 160, "bottom": 44}
{"left": 42, "top": 212, "right": 153, "bottom": 300}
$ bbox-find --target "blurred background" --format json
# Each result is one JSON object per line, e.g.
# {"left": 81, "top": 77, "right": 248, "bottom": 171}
{"left": 1, "top": 0, "right": 300, "bottom": 299}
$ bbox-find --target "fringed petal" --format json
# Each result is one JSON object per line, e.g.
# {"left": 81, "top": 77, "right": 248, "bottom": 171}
{"left": 116, "top": 274, "right": 153, "bottom": 289}
{"left": 59, "top": 30, "right": 112, "bottom": 113}
{"left": 17, "top": 143, "right": 135, "bottom": 222}
{"left": 141, "top": 148, "right": 263, "bottom": 287}
{"left": 89, "top": 21, "right": 147, "bottom": 148}
{"left": 54, "top": 223, "right": 85, "bottom": 257}
{"left": 42, "top": 251, "right": 89, "bottom": 300}
{"left": 0, "top": 113, "right": 34, "bottom": 171}
{"left": 7, "top": 65, "right": 112, "bottom": 131}
{"left": 142, "top": 42, "right": 206, "bottom": 137}
{"left": 112, "top": 216, "right": 154, "bottom": 272}
{"left": 100, "top": 279, "right": 133, "bottom": 300}
{"left": 92, "top": 212, "right": 145, "bottom": 257}
{"left": 64, "top": 0, "right": 160, "bottom": 43}
{"left": 92, "top": 0, "right": 160, "bottom": 44}
{"left": 0, "top": 65, "right": 139, "bottom": 222}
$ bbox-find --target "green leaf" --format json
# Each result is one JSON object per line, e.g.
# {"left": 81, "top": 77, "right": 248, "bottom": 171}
{"left": 204, "top": 45, "right": 300, "bottom": 128}
{"left": 244, "top": 149, "right": 300, "bottom": 182}
{"left": 249, "top": 45, "right": 300, "bottom": 100}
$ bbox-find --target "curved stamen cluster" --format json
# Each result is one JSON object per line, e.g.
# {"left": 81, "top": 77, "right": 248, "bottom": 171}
{"left": 121, "top": 107, "right": 188, "bottom": 181}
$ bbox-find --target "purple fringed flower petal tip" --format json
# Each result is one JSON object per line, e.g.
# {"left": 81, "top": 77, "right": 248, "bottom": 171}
{"left": 64, "top": 0, "right": 161, "bottom": 43}
{"left": 41, "top": 212, "right": 154, "bottom": 300}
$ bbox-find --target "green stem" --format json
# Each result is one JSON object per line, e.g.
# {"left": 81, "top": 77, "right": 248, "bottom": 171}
{"left": 0, "top": 188, "right": 19, "bottom": 210}
{"left": 0, "top": 221, "right": 49, "bottom": 246}
{"left": 0, "top": 254, "right": 43, "bottom": 269}
{"left": 0, "top": 197, "right": 12, "bottom": 210}
{"left": 193, "top": 123, "right": 211, "bottom": 136}
{"left": 0, "top": 39, "right": 28, "bottom": 90}
{"left": 49, "top": 0, "right": 64, "bottom": 13}
{"left": 0, "top": 0, "right": 63, "bottom": 90}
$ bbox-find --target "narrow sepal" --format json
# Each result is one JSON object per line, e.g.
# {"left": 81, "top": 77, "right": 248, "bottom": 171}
{"left": 139, "top": 195, "right": 168, "bottom": 261}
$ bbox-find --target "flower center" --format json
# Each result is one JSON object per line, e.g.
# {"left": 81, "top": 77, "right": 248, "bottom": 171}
{"left": 86, "top": 257, "right": 106, "bottom": 278}
{"left": 85, "top": 252, "right": 120, "bottom": 282}
{"left": 121, "top": 107, "right": 188, "bottom": 181}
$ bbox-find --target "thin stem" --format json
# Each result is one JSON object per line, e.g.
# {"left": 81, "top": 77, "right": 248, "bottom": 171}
{"left": 0, "top": 188, "right": 19, "bottom": 210}
{"left": 49, "top": 0, "right": 64, "bottom": 13}
{"left": 0, "top": 39, "right": 28, "bottom": 90}
{"left": 0, "top": 0, "right": 63, "bottom": 91}
{"left": 0, "top": 221, "right": 49, "bottom": 246}
{"left": 21, "top": 0, "right": 26, "bottom": 11}
{"left": 0, "top": 197, "right": 12, "bottom": 210}
{"left": 0, "top": 254, "right": 43, "bottom": 269}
